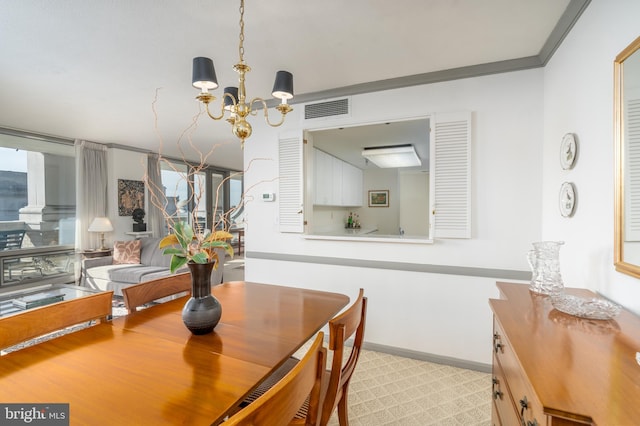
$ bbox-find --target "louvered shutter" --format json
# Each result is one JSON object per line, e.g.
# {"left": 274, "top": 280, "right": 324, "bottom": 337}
{"left": 279, "top": 132, "right": 304, "bottom": 233}
{"left": 625, "top": 95, "right": 640, "bottom": 241}
{"left": 431, "top": 112, "right": 472, "bottom": 238}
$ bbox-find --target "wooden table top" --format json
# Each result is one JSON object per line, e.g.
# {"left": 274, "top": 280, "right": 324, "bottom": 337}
{"left": 0, "top": 281, "right": 349, "bottom": 425}
{"left": 490, "top": 281, "right": 640, "bottom": 425}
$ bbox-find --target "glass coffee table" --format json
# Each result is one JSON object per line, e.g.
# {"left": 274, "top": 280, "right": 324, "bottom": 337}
{"left": 0, "top": 284, "right": 106, "bottom": 318}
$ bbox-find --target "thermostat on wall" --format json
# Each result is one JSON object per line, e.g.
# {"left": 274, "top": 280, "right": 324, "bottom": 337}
{"left": 262, "top": 193, "right": 275, "bottom": 202}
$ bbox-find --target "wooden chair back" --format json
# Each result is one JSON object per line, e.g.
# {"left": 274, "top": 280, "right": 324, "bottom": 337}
{"left": 321, "top": 288, "right": 368, "bottom": 426}
{"left": 0, "top": 290, "right": 113, "bottom": 351}
{"left": 226, "top": 332, "right": 327, "bottom": 426}
{"left": 122, "top": 272, "right": 191, "bottom": 314}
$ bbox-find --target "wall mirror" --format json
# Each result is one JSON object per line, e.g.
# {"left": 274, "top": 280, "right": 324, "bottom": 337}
{"left": 614, "top": 35, "right": 640, "bottom": 278}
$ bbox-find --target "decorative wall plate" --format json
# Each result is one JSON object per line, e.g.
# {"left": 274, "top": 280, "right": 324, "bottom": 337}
{"left": 559, "top": 182, "right": 576, "bottom": 217}
{"left": 560, "top": 133, "right": 577, "bottom": 170}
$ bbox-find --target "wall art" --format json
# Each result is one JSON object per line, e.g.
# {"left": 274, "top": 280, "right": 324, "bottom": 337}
{"left": 368, "top": 190, "right": 389, "bottom": 207}
{"left": 118, "top": 179, "right": 145, "bottom": 216}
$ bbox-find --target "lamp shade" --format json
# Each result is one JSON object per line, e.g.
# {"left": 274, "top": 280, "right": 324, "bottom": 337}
{"left": 271, "top": 70, "right": 294, "bottom": 100}
{"left": 362, "top": 145, "right": 422, "bottom": 168}
{"left": 223, "top": 86, "right": 238, "bottom": 110}
{"left": 192, "top": 57, "right": 218, "bottom": 91}
{"left": 88, "top": 217, "right": 114, "bottom": 233}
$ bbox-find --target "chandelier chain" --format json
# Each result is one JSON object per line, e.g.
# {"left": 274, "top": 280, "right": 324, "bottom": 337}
{"left": 238, "top": 0, "right": 245, "bottom": 63}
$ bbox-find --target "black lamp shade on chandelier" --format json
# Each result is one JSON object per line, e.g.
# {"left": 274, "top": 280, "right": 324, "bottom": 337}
{"left": 192, "top": 57, "right": 294, "bottom": 102}
{"left": 271, "top": 70, "right": 294, "bottom": 101}
{"left": 223, "top": 86, "right": 239, "bottom": 110}
{"left": 192, "top": 57, "right": 218, "bottom": 91}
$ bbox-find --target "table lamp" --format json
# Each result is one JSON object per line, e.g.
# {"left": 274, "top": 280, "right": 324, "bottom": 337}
{"left": 88, "top": 217, "right": 114, "bottom": 250}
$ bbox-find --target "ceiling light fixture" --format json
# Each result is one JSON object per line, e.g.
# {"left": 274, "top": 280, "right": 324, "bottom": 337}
{"left": 362, "top": 144, "right": 422, "bottom": 168}
{"left": 191, "top": 0, "right": 294, "bottom": 148}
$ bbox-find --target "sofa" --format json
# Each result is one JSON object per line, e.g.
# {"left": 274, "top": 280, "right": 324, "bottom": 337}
{"left": 82, "top": 237, "right": 224, "bottom": 296}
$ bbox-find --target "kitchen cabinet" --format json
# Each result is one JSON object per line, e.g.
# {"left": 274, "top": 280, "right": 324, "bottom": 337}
{"left": 341, "top": 162, "right": 363, "bottom": 206}
{"left": 314, "top": 149, "right": 333, "bottom": 205}
{"left": 314, "top": 148, "right": 362, "bottom": 207}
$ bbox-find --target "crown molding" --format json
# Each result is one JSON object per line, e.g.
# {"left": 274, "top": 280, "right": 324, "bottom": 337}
{"left": 275, "top": 0, "right": 591, "bottom": 108}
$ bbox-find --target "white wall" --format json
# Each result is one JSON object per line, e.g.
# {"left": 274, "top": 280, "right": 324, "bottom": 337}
{"left": 243, "top": 69, "right": 544, "bottom": 365}
{"left": 399, "top": 171, "right": 429, "bottom": 236}
{"left": 107, "top": 148, "right": 148, "bottom": 244}
{"left": 542, "top": 0, "right": 640, "bottom": 314}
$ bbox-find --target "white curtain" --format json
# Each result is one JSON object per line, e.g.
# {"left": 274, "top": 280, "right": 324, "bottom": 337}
{"left": 147, "top": 153, "right": 166, "bottom": 237}
{"left": 75, "top": 140, "right": 108, "bottom": 251}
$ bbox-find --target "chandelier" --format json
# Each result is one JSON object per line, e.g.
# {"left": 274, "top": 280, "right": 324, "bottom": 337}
{"left": 191, "top": 0, "right": 294, "bottom": 148}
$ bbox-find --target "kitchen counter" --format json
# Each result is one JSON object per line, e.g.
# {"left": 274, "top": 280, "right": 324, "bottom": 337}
{"left": 304, "top": 229, "right": 432, "bottom": 244}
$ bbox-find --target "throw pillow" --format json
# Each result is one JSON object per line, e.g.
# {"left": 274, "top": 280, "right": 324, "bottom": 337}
{"left": 113, "top": 240, "right": 142, "bottom": 265}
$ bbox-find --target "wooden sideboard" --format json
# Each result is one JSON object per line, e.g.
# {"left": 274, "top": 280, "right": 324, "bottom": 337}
{"left": 489, "top": 282, "right": 640, "bottom": 426}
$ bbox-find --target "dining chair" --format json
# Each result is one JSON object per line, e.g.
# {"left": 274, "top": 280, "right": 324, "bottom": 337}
{"left": 0, "top": 290, "right": 114, "bottom": 352}
{"left": 122, "top": 272, "right": 191, "bottom": 314}
{"left": 225, "top": 332, "right": 327, "bottom": 426}
{"left": 241, "top": 289, "right": 367, "bottom": 426}
{"left": 319, "top": 288, "right": 367, "bottom": 426}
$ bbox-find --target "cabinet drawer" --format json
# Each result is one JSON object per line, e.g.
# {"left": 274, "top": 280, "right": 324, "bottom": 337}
{"left": 491, "top": 399, "right": 501, "bottom": 426}
{"left": 492, "top": 355, "right": 520, "bottom": 426}
{"left": 493, "top": 318, "right": 545, "bottom": 426}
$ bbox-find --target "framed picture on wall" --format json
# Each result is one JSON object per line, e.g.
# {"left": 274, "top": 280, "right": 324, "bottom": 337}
{"left": 118, "top": 179, "right": 145, "bottom": 216}
{"left": 368, "top": 190, "right": 389, "bottom": 207}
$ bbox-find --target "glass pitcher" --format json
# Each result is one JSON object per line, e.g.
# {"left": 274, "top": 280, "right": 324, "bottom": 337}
{"left": 527, "top": 241, "right": 565, "bottom": 295}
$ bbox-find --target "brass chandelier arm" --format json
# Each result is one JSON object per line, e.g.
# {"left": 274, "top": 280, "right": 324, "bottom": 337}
{"left": 203, "top": 101, "right": 226, "bottom": 121}
{"left": 248, "top": 97, "right": 292, "bottom": 128}
{"left": 198, "top": 92, "right": 239, "bottom": 121}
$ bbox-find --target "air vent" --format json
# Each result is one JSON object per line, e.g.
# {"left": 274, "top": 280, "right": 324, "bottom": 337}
{"left": 304, "top": 98, "right": 349, "bottom": 120}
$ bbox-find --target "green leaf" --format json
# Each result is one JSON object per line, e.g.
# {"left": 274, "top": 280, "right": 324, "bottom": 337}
{"left": 202, "top": 241, "right": 227, "bottom": 248}
{"left": 163, "top": 247, "right": 185, "bottom": 256}
{"left": 191, "top": 252, "right": 209, "bottom": 264}
{"left": 202, "top": 241, "right": 234, "bottom": 258}
{"left": 173, "top": 221, "right": 194, "bottom": 249}
{"left": 170, "top": 255, "right": 188, "bottom": 274}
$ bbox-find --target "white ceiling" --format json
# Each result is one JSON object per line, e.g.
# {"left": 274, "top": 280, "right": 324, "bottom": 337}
{"left": 0, "top": 0, "right": 582, "bottom": 171}
{"left": 311, "top": 119, "right": 431, "bottom": 172}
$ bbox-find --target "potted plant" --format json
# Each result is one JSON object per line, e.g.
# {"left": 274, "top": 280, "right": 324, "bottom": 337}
{"left": 157, "top": 221, "right": 233, "bottom": 335}
{"left": 146, "top": 155, "right": 240, "bottom": 335}
{"left": 159, "top": 221, "right": 233, "bottom": 274}
{"left": 145, "top": 90, "right": 247, "bottom": 335}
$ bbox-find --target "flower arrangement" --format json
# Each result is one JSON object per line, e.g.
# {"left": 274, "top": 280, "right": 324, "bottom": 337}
{"left": 159, "top": 221, "right": 233, "bottom": 273}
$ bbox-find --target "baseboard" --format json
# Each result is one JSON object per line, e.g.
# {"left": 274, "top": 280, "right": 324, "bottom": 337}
{"left": 361, "top": 341, "right": 492, "bottom": 374}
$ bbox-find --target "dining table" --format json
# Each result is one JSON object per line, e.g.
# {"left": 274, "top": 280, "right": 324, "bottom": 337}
{"left": 0, "top": 281, "right": 349, "bottom": 425}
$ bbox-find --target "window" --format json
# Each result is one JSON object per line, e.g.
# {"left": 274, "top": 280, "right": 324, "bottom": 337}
{"left": 160, "top": 161, "right": 189, "bottom": 228}
{"left": 229, "top": 174, "right": 243, "bottom": 225}
{"left": 160, "top": 159, "right": 241, "bottom": 233}
{"left": 289, "top": 112, "right": 471, "bottom": 241}
{"left": 0, "top": 130, "right": 76, "bottom": 287}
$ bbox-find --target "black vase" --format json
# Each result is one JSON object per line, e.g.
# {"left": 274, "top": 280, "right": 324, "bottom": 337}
{"left": 182, "top": 262, "right": 222, "bottom": 335}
